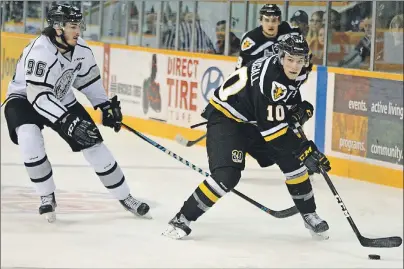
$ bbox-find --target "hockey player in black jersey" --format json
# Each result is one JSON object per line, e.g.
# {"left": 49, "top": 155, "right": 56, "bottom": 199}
{"left": 3, "top": 4, "right": 150, "bottom": 222}
{"left": 236, "top": 4, "right": 301, "bottom": 69}
{"left": 163, "top": 34, "right": 331, "bottom": 240}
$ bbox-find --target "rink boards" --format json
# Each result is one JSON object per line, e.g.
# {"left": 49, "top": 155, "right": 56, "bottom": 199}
{"left": 1, "top": 32, "right": 402, "bottom": 188}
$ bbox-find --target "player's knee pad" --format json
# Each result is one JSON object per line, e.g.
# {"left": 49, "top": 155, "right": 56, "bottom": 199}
{"left": 82, "top": 143, "right": 128, "bottom": 199}
{"left": 211, "top": 167, "right": 242, "bottom": 192}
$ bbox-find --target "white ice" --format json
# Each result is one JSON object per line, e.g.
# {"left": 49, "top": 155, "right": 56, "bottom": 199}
{"left": 1, "top": 114, "right": 403, "bottom": 268}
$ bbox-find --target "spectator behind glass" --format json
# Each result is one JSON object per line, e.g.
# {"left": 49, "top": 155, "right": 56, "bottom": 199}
{"left": 307, "top": 11, "right": 324, "bottom": 45}
{"left": 329, "top": 9, "right": 341, "bottom": 31}
{"left": 144, "top": 8, "right": 157, "bottom": 35}
{"left": 389, "top": 14, "right": 403, "bottom": 51}
{"left": 215, "top": 20, "right": 241, "bottom": 55}
{"left": 348, "top": 2, "right": 372, "bottom": 32}
{"left": 162, "top": 7, "right": 215, "bottom": 53}
{"left": 339, "top": 16, "right": 372, "bottom": 69}
{"left": 290, "top": 10, "right": 309, "bottom": 37}
{"left": 326, "top": 9, "right": 350, "bottom": 66}
{"left": 376, "top": 14, "right": 403, "bottom": 72}
{"left": 309, "top": 25, "right": 325, "bottom": 65}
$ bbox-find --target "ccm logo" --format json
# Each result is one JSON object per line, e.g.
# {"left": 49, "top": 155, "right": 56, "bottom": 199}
{"left": 298, "top": 146, "right": 312, "bottom": 161}
{"left": 68, "top": 117, "right": 80, "bottom": 136}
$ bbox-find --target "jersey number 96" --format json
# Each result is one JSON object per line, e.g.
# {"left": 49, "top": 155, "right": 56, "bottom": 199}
{"left": 26, "top": 59, "right": 47, "bottom": 77}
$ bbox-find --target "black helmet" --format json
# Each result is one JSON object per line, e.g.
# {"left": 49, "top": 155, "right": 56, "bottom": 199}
{"left": 47, "top": 3, "right": 85, "bottom": 30}
{"left": 278, "top": 34, "right": 310, "bottom": 63}
{"left": 259, "top": 4, "right": 282, "bottom": 20}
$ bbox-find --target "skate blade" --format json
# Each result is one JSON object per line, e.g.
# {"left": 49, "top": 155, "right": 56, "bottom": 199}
{"left": 43, "top": 212, "right": 56, "bottom": 223}
{"left": 162, "top": 225, "right": 187, "bottom": 240}
{"left": 308, "top": 229, "right": 329, "bottom": 240}
{"left": 128, "top": 209, "right": 153, "bottom": 219}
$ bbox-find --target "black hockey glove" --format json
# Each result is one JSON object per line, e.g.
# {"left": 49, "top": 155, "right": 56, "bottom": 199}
{"left": 293, "top": 140, "right": 331, "bottom": 174}
{"left": 287, "top": 101, "right": 314, "bottom": 126}
{"left": 96, "top": 96, "right": 122, "bottom": 132}
{"left": 56, "top": 113, "right": 102, "bottom": 148}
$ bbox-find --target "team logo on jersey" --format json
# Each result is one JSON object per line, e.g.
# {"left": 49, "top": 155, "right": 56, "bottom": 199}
{"left": 271, "top": 81, "right": 288, "bottom": 102}
{"left": 54, "top": 69, "right": 75, "bottom": 99}
{"left": 231, "top": 150, "right": 243, "bottom": 163}
{"left": 241, "top": 37, "right": 255, "bottom": 51}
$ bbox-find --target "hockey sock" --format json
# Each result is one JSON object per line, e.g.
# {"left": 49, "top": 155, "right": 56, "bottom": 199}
{"left": 82, "top": 143, "right": 130, "bottom": 200}
{"left": 180, "top": 178, "right": 226, "bottom": 221}
{"left": 284, "top": 167, "right": 316, "bottom": 214}
{"left": 17, "top": 124, "right": 56, "bottom": 196}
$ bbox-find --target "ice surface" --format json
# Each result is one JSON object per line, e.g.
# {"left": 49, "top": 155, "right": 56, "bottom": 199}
{"left": 1, "top": 114, "right": 403, "bottom": 268}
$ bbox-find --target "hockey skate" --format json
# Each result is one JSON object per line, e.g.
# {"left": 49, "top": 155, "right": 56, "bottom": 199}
{"left": 162, "top": 213, "right": 192, "bottom": 239}
{"left": 302, "top": 212, "right": 329, "bottom": 240}
{"left": 119, "top": 194, "right": 151, "bottom": 218}
{"left": 39, "top": 193, "right": 57, "bottom": 223}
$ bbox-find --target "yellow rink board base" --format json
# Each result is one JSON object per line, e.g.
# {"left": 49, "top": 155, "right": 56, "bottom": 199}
{"left": 328, "top": 156, "right": 402, "bottom": 189}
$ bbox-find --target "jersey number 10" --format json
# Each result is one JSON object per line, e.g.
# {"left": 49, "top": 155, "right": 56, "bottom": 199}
{"left": 267, "top": 104, "right": 285, "bottom": 121}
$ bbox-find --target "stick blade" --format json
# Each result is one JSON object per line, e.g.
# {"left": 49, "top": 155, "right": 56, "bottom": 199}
{"left": 360, "top": 235, "right": 402, "bottom": 248}
{"left": 175, "top": 134, "right": 189, "bottom": 146}
{"left": 268, "top": 205, "right": 299, "bottom": 218}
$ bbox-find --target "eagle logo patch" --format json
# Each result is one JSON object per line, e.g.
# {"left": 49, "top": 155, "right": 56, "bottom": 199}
{"left": 241, "top": 37, "right": 255, "bottom": 51}
{"left": 271, "top": 81, "right": 288, "bottom": 102}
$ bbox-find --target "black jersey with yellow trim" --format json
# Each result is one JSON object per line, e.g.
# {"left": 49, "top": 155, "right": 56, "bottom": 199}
{"left": 236, "top": 21, "right": 301, "bottom": 69}
{"left": 210, "top": 55, "right": 309, "bottom": 142}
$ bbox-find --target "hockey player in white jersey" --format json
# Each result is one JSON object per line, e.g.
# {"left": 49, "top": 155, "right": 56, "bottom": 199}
{"left": 4, "top": 4, "right": 150, "bottom": 222}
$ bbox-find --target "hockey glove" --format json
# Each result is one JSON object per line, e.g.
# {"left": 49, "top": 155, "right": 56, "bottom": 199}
{"left": 293, "top": 140, "right": 331, "bottom": 174}
{"left": 56, "top": 113, "right": 102, "bottom": 148}
{"left": 97, "top": 96, "right": 122, "bottom": 132}
{"left": 287, "top": 101, "right": 314, "bottom": 126}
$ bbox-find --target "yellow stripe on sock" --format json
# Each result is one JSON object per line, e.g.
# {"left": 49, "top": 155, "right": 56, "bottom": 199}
{"left": 286, "top": 172, "right": 309, "bottom": 185}
{"left": 198, "top": 182, "right": 219, "bottom": 202}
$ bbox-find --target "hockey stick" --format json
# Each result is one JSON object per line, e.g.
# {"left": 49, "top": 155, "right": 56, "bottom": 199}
{"left": 295, "top": 123, "right": 402, "bottom": 248}
{"left": 122, "top": 123, "right": 298, "bottom": 219}
{"left": 175, "top": 133, "right": 206, "bottom": 147}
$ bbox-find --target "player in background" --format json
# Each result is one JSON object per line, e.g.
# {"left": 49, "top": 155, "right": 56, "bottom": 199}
{"left": 163, "top": 34, "right": 331, "bottom": 240}
{"left": 236, "top": 4, "right": 302, "bottom": 69}
{"left": 3, "top": 4, "right": 150, "bottom": 222}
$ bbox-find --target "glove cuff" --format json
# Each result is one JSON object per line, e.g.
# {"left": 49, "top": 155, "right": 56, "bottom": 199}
{"left": 94, "top": 100, "right": 111, "bottom": 111}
